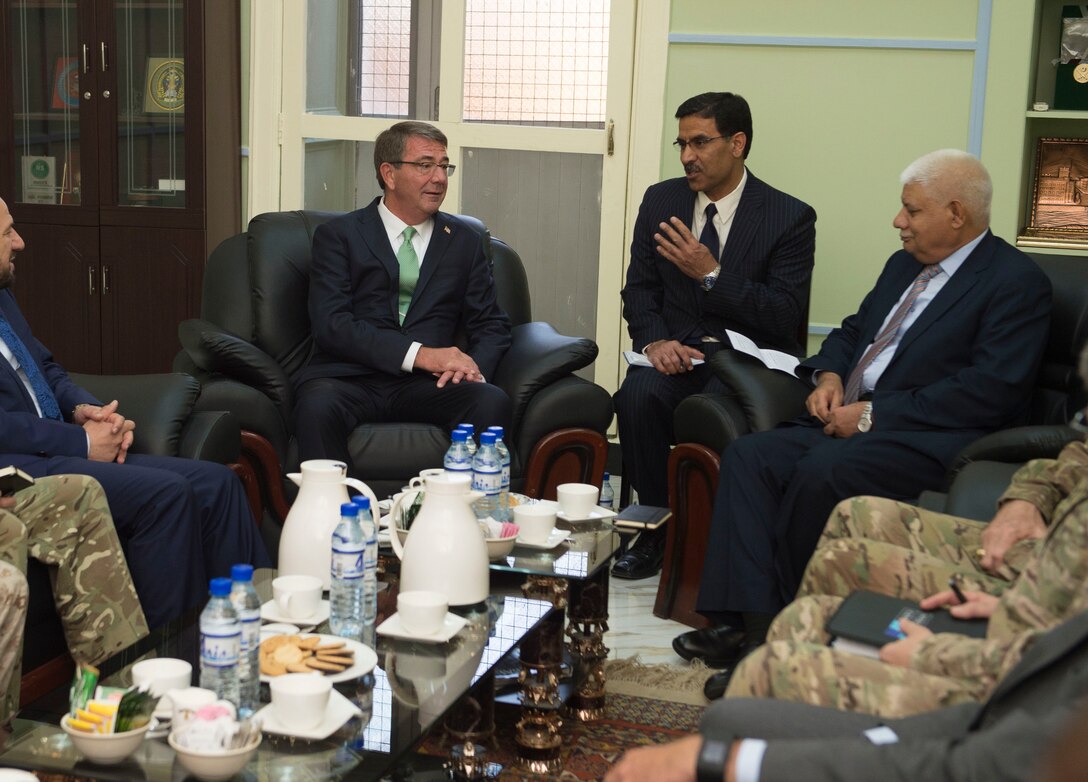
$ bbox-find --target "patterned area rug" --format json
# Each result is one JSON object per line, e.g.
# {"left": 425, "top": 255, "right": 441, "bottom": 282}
{"left": 419, "top": 659, "right": 707, "bottom": 780}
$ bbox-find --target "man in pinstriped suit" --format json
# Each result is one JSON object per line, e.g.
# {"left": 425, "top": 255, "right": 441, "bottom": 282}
{"left": 612, "top": 91, "right": 816, "bottom": 580}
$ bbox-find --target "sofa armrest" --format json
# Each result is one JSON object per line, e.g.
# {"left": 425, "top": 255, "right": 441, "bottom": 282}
{"left": 674, "top": 392, "right": 751, "bottom": 454}
{"left": 178, "top": 319, "right": 293, "bottom": 412}
{"left": 178, "top": 411, "right": 242, "bottom": 464}
{"left": 708, "top": 349, "right": 809, "bottom": 432}
{"left": 70, "top": 373, "right": 200, "bottom": 457}
{"left": 492, "top": 322, "right": 599, "bottom": 426}
{"left": 944, "top": 424, "right": 1080, "bottom": 487}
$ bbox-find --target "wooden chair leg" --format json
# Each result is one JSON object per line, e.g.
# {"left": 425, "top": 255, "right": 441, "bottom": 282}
{"left": 654, "top": 443, "right": 720, "bottom": 628}
{"left": 229, "top": 460, "right": 264, "bottom": 524}
{"left": 20, "top": 653, "right": 74, "bottom": 708}
{"left": 521, "top": 428, "right": 608, "bottom": 501}
{"left": 240, "top": 430, "right": 291, "bottom": 523}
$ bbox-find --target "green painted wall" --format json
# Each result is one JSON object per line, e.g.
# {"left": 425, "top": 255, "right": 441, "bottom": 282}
{"left": 663, "top": 0, "right": 1047, "bottom": 341}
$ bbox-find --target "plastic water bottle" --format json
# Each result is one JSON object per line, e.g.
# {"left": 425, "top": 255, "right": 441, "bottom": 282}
{"left": 457, "top": 423, "right": 478, "bottom": 457}
{"left": 487, "top": 425, "right": 511, "bottom": 522}
{"left": 444, "top": 428, "right": 473, "bottom": 477}
{"left": 330, "top": 502, "right": 366, "bottom": 640}
{"left": 351, "top": 495, "right": 379, "bottom": 626}
{"left": 599, "top": 471, "right": 615, "bottom": 511}
{"left": 199, "top": 577, "right": 241, "bottom": 707}
{"left": 229, "top": 564, "right": 261, "bottom": 716}
{"left": 472, "top": 431, "right": 503, "bottom": 521}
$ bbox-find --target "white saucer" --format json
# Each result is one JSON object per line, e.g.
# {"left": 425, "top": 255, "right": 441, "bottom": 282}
{"left": 260, "top": 599, "right": 330, "bottom": 627}
{"left": 376, "top": 612, "right": 467, "bottom": 643}
{"left": 259, "top": 634, "right": 378, "bottom": 684}
{"left": 557, "top": 506, "right": 618, "bottom": 522}
{"left": 256, "top": 688, "right": 362, "bottom": 740}
{"left": 515, "top": 528, "right": 568, "bottom": 550}
{"left": 261, "top": 623, "right": 301, "bottom": 641}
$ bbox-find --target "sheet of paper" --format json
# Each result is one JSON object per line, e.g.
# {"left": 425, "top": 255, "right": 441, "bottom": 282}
{"left": 623, "top": 350, "right": 704, "bottom": 368}
{"left": 725, "top": 330, "right": 801, "bottom": 375}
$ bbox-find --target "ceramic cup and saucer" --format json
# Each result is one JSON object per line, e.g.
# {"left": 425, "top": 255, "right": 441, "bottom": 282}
{"left": 376, "top": 590, "right": 468, "bottom": 643}
{"left": 256, "top": 674, "right": 363, "bottom": 741}
{"left": 260, "top": 574, "right": 330, "bottom": 627}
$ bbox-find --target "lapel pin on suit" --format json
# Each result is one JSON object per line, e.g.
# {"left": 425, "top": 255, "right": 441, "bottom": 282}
{"left": 444, "top": 226, "right": 451, "bottom": 234}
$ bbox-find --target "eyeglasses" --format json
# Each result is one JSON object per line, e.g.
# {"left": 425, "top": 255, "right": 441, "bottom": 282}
{"left": 672, "top": 134, "right": 732, "bottom": 152}
{"left": 390, "top": 160, "right": 457, "bottom": 177}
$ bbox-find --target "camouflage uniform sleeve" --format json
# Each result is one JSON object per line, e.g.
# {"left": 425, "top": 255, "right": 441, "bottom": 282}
{"left": 909, "top": 627, "right": 1040, "bottom": 686}
{"left": 998, "top": 440, "right": 1088, "bottom": 522}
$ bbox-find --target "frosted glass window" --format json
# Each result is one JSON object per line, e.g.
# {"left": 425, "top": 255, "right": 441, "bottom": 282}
{"left": 354, "top": 0, "right": 412, "bottom": 117}
{"left": 463, "top": 0, "right": 609, "bottom": 128}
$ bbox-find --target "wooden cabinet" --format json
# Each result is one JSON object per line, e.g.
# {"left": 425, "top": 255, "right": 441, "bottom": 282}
{"left": 0, "top": 0, "right": 240, "bottom": 373}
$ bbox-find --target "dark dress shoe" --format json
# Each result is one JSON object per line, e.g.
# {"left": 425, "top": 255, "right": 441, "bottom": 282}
{"left": 611, "top": 543, "right": 664, "bottom": 580}
{"left": 703, "top": 668, "right": 734, "bottom": 700}
{"left": 672, "top": 625, "right": 750, "bottom": 667}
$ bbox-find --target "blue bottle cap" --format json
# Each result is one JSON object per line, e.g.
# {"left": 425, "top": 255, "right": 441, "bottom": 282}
{"left": 451, "top": 429, "right": 468, "bottom": 442}
{"left": 458, "top": 423, "right": 475, "bottom": 434}
{"left": 230, "top": 563, "right": 254, "bottom": 582}
{"left": 480, "top": 431, "right": 497, "bottom": 446}
{"left": 209, "top": 577, "right": 232, "bottom": 597}
{"left": 352, "top": 495, "right": 371, "bottom": 510}
{"left": 603, "top": 471, "right": 610, "bottom": 481}
{"left": 487, "top": 425, "right": 504, "bottom": 438}
{"left": 340, "top": 502, "right": 359, "bottom": 516}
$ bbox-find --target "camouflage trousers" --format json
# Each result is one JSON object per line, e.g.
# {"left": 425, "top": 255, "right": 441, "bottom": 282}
{"left": 722, "top": 496, "right": 1023, "bottom": 717}
{"left": 0, "top": 474, "right": 149, "bottom": 721}
{"left": 797, "top": 495, "right": 1027, "bottom": 603}
{"left": 0, "top": 561, "right": 28, "bottom": 725}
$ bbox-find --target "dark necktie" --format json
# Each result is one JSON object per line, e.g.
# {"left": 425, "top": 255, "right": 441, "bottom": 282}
{"left": 699, "top": 203, "right": 720, "bottom": 260}
{"left": 0, "top": 314, "right": 62, "bottom": 420}
{"left": 842, "top": 264, "right": 942, "bottom": 404}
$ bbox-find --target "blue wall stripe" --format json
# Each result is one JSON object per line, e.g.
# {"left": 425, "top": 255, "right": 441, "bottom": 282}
{"left": 667, "top": 33, "right": 978, "bottom": 51}
{"left": 968, "top": 0, "right": 994, "bottom": 156}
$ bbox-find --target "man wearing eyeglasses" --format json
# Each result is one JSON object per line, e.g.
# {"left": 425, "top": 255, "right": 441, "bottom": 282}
{"left": 295, "top": 121, "right": 512, "bottom": 467}
{"left": 613, "top": 92, "right": 816, "bottom": 580}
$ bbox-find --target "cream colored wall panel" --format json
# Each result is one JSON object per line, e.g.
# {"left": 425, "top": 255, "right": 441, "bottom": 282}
{"left": 670, "top": 0, "right": 979, "bottom": 40}
{"left": 663, "top": 45, "right": 973, "bottom": 328}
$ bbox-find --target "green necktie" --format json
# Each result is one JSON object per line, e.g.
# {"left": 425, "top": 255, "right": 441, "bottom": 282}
{"left": 397, "top": 226, "right": 419, "bottom": 324}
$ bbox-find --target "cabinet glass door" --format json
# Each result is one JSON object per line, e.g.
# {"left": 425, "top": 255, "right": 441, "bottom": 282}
{"left": 113, "top": 0, "right": 185, "bottom": 208}
{"left": 9, "top": 1, "right": 85, "bottom": 207}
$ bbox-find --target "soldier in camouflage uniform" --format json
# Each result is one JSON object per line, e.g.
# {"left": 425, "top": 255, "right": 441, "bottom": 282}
{"left": 0, "top": 474, "right": 148, "bottom": 722}
{"left": 721, "top": 344, "right": 1088, "bottom": 715}
{"left": 0, "top": 560, "right": 27, "bottom": 725}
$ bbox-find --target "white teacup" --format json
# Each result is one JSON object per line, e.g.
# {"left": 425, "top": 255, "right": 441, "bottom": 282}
{"left": 272, "top": 574, "right": 323, "bottom": 620}
{"left": 397, "top": 590, "right": 449, "bottom": 637}
{"left": 131, "top": 658, "right": 192, "bottom": 697}
{"left": 556, "top": 483, "right": 600, "bottom": 518}
{"left": 161, "top": 686, "right": 218, "bottom": 719}
{"left": 408, "top": 468, "right": 446, "bottom": 489}
{"left": 513, "top": 504, "right": 557, "bottom": 545}
{"left": 270, "top": 674, "right": 332, "bottom": 731}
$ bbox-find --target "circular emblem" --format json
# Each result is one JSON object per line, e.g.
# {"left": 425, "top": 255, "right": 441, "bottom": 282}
{"left": 30, "top": 159, "right": 50, "bottom": 179}
{"left": 1075, "top": 63, "right": 1088, "bottom": 84}
{"left": 148, "top": 59, "right": 185, "bottom": 112}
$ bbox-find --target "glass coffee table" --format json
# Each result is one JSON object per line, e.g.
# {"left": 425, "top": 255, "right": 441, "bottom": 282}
{"left": 0, "top": 570, "right": 556, "bottom": 781}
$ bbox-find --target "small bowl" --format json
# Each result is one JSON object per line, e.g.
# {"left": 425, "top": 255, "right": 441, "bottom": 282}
{"left": 485, "top": 536, "right": 516, "bottom": 560}
{"left": 168, "top": 732, "right": 261, "bottom": 782}
{"left": 61, "top": 715, "right": 152, "bottom": 765}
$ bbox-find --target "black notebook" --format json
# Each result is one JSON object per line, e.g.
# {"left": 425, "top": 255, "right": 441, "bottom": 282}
{"left": 0, "top": 465, "right": 34, "bottom": 496}
{"left": 613, "top": 504, "right": 671, "bottom": 530}
{"left": 826, "top": 590, "right": 988, "bottom": 649}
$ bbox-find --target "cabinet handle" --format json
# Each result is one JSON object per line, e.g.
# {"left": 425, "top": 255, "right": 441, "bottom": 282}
{"left": 87, "top": 266, "right": 96, "bottom": 296}
{"left": 101, "top": 265, "right": 110, "bottom": 295}
{"left": 81, "top": 44, "right": 90, "bottom": 74}
{"left": 100, "top": 42, "right": 109, "bottom": 73}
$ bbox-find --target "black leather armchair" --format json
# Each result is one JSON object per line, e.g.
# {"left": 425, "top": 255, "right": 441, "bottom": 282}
{"left": 173, "top": 210, "right": 614, "bottom": 515}
{"left": 655, "top": 252, "right": 1088, "bottom": 627}
{"left": 21, "top": 372, "right": 245, "bottom": 706}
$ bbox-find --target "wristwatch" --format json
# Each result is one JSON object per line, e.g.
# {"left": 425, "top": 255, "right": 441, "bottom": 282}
{"left": 697, "top": 737, "right": 731, "bottom": 782}
{"left": 701, "top": 263, "right": 722, "bottom": 291}
{"left": 857, "top": 402, "right": 874, "bottom": 433}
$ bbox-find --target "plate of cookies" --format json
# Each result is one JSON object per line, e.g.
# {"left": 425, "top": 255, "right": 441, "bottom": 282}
{"left": 258, "top": 633, "right": 378, "bottom": 684}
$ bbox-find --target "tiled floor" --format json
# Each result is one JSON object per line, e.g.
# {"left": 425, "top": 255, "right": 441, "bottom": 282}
{"left": 604, "top": 572, "right": 690, "bottom": 665}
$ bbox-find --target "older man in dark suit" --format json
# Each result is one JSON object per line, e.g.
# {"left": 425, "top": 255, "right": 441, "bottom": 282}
{"left": 674, "top": 150, "right": 1052, "bottom": 674}
{"left": 293, "top": 121, "right": 512, "bottom": 467}
{"left": 613, "top": 92, "right": 816, "bottom": 579}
